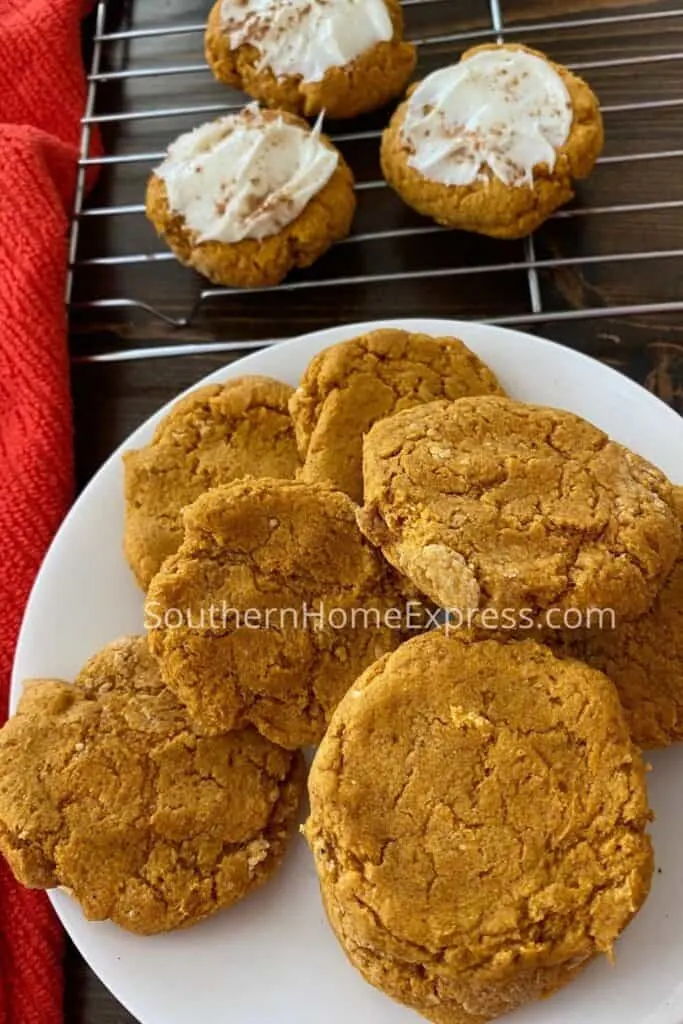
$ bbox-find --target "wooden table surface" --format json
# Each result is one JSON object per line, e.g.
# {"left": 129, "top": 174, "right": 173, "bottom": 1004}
{"left": 65, "top": 0, "right": 682, "bottom": 1019}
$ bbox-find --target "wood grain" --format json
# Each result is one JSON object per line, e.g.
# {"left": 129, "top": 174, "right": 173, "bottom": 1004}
{"left": 67, "top": 0, "right": 682, "bottom": 1020}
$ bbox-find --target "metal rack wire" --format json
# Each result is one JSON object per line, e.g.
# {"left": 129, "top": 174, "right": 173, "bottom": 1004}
{"left": 68, "top": 0, "right": 683, "bottom": 348}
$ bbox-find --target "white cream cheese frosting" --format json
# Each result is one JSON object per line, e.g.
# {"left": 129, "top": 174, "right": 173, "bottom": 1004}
{"left": 401, "top": 48, "right": 573, "bottom": 188}
{"left": 155, "top": 106, "right": 339, "bottom": 243}
{"left": 219, "top": 0, "right": 394, "bottom": 83}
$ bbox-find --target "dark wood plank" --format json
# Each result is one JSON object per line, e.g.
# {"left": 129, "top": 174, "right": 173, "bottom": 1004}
{"left": 65, "top": 940, "right": 136, "bottom": 1024}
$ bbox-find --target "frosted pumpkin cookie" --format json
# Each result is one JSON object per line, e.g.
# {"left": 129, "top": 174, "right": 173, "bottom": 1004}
{"left": 0, "top": 637, "right": 305, "bottom": 935}
{"left": 146, "top": 105, "right": 356, "bottom": 288}
{"left": 289, "top": 328, "right": 504, "bottom": 502}
{"left": 305, "top": 631, "right": 652, "bottom": 1024}
{"left": 550, "top": 486, "right": 683, "bottom": 750}
{"left": 205, "top": 0, "right": 416, "bottom": 120}
{"left": 123, "top": 375, "right": 299, "bottom": 590}
{"left": 381, "top": 43, "right": 603, "bottom": 239}
{"left": 146, "top": 478, "right": 426, "bottom": 749}
{"left": 358, "top": 396, "right": 681, "bottom": 623}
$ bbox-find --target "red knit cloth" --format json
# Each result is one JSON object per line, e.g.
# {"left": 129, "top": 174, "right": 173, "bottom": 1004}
{"left": 0, "top": 2, "right": 96, "bottom": 1022}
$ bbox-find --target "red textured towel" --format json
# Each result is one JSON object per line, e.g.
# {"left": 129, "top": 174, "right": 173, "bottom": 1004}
{"left": 0, "top": 2, "right": 96, "bottom": 1022}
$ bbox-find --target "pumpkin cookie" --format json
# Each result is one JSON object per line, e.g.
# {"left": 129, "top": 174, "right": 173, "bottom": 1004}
{"left": 146, "top": 478, "right": 426, "bottom": 749}
{"left": 289, "top": 329, "right": 503, "bottom": 503}
{"left": 381, "top": 43, "right": 603, "bottom": 238}
{"left": 205, "top": 0, "right": 416, "bottom": 120}
{"left": 358, "top": 396, "right": 680, "bottom": 623}
{"left": 0, "top": 637, "right": 305, "bottom": 935}
{"left": 549, "top": 486, "right": 683, "bottom": 749}
{"left": 305, "top": 631, "right": 653, "bottom": 1024}
{"left": 123, "top": 375, "right": 299, "bottom": 590}
{"left": 146, "top": 105, "right": 356, "bottom": 288}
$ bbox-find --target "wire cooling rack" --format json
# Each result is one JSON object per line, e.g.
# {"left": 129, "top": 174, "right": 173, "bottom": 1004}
{"left": 68, "top": 0, "right": 683, "bottom": 344}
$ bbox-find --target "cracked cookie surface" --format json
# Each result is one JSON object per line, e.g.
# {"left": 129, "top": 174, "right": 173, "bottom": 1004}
{"left": 0, "top": 637, "right": 305, "bottom": 935}
{"left": 289, "top": 329, "right": 503, "bottom": 503}
{"left": 358, "top": 395, "right": 680, "bottom": 623}
{"left": 548, "top": 485, "right": 683, "bottom": 749}
{"left": 124, "top": 375, "right": 299, "bottom": 590}
{"left": 147, "top": 478, "right": 425, "bottom": 749}
{"left": 305, "top": 630, "right": 652, "bottom": 1024}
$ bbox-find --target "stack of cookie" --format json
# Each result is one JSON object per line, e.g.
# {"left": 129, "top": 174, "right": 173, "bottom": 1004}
{"left": 146, "top": 0, "right": 604, "bottom": 287}
{"left": 0, "top": 329, "right": 502, "bottom": 938}
{"left": 0, "top": 327, "right": 680, "bottom": 1024}
{"left": 307, "top": 377, "right": 681, "bottom": 1023}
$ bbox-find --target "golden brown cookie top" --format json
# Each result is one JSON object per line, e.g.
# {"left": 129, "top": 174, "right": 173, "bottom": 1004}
{"left": 123, "top": 375, "right": 299, "bottom": 589}
{"left": 289, "top": 329, "right": 503, "bottom": 502}
{"left": 0, "top": 637, "right": 305, "bottom": 934}
{"left": 76, "top": 633, "right": 166, "bottom": 697}
{"left": 146, "top": 477, "right": 426, "bottom": 748}
{"left": 554, "top": 485, "right": 683, "bottom": 749}
{"left": 358, "top": 395, "right": 680, "bottom": 623}
{"left": 306, "top": 631, "right": 652, "bottom": 976}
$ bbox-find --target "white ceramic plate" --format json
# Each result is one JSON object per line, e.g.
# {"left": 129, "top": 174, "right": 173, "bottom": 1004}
{"left": 11, "top": 318, "right": 683, "bottom": 1024}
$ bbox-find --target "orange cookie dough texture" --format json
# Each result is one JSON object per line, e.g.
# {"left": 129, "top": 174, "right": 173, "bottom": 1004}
{"left": 204, "top": 0, "right": 416, "bottom": 120}
{"left": 146, "top": 478, "right": 424, "bottom": 749}
{"left": 381, "top": 44, "right": 603, "bottom": 239}
{"left": 0, "top": 637, "right": 305, "bottom": 935}
{"left": 289, "top": 329, "right": 504, "bottom": 503}
{"left": 123, "top": 375, "right": 299, "bottom": 590}
{"left": 145, "top": 110, "right": 356, "bottom": 289}
{"left": 552, "top": 485, "right": 683, "bottom": 749}
{"left": 358, "top": 396, "right": 681, "bottom": 623}
{"left": 305, "top": 631, "right": 653, "bottom": 1024}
